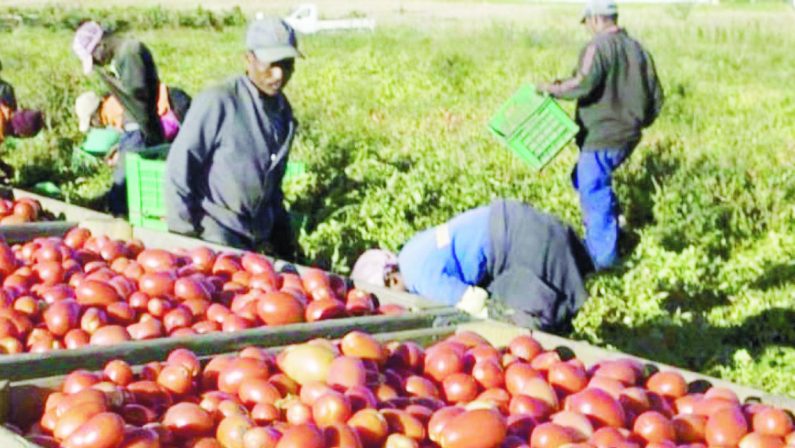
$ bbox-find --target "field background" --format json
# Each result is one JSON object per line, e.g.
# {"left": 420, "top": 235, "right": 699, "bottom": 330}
{"left": 1, "top": 1, "right": 795, "bottom": 395}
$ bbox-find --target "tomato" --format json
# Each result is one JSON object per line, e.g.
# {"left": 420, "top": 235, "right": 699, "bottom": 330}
{"left": 128, "top": 319, "right": 165, "bottom": 341}
{"left": 285, "top": 400, "right": 313, "bottom": 425}
{"left": 43, "top": 299, "right": 80, "bottom": 337}
{"left": 306, "top": 298, "right": 347, "bottom": 322}
{"left": 62, "top": 370, "right": 100, "bottom": 394}
{"left": 548, "top": 362, "right": 588, "bottom": 396}
{"left": 257, "top": 292, "right": 305, "bottom": 326}
{"left": 706, "top": 406, "right": 749, "bottom": 447}
{"left": 509, "top": 394, "right": 553, "bottom": 419}
{"left": 551, "top": 411, "right": 594, "bottom": 441}
{"left": 90, "top": 325, "right": 131, "bottom": 346}
{"left": 76, "top": 280, "right": 121, "bottom": 306}
{"left": 424, "top": 348, "right": 465, "bottom": 383}
{"left": 241, "top": 427, "right": 280, "bottom": 448}
{"left": 442, "top": 373, "right": 479, "bottom": 404}
{"left": 674, "top": 414, "right": 708, "bottom": 444}
{"left": 275, "top": 424, "right": 324, "bottom": 448}
{"left": 341, "top": 331, "right": 388, "bottom": 365}
{"left": 633, "top": 411, "right": 675, "bottom": 443}
{"left": 592, "top": 360, "right": 639, "bottom": 387}
{"left": 346, "top": 290, "right": 376, "bottom": 316}
{"left": 218, "top": 357, "right": 270, "bottom": 394}
{"left": 175, "top": 277, "right": 212, "bottom": 302}
{"left": 61, "top": 412, "right": 125, "bottom": 448}
{"left": 327, "top": 355, "right": 368, "bottom": 391}
{"left": 349, "top": 408, "right": 390, "bottom": 448}
{"left": 312, "top": 392, "right": 353, "bottom": 427}
{"left": 323, "top": 423, "right": 363, "bottom": 448}
{"left": 137, "top": 249, "right": 178, "bottom": 273}
{"left": 472, "top": 359, "right": 505, "bottom": 390}
{"left": 753, "top": 408, "right": 794, "bottom": 437}
{"left": 646, "top": 371, "right": 688, "bottom": 399}
{"left": 565, "top": 388, "right": 626, "bottom": 428}
{"left": 54, "top": 401, "right": 107, "bottom": 441}
{"left": 509, "top": 335, "right": 543, "bottom": 362}
{"left": 139, "top": 272, "right": 176, "bottom": 297}
{"left": 239, "top": 378, "right": 282, "bottom": 407}
{"left": 163, "top": 402, "right": 214, "bottom": 439}
{"left": 405, "top": 375, "right": 441, "bottom": 399}
{"left": 531, "top": 422, "right": 579, "bottom": 448}
{"left": 216, "top": 415, "right": 253, "bottom": 448}
{"left": 157, "top": 364, "right": 194, "bottom": 396}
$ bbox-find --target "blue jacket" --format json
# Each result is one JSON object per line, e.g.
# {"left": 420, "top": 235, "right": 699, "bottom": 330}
{"left": 398, "top": 206, "right": 491, "bottom": 306}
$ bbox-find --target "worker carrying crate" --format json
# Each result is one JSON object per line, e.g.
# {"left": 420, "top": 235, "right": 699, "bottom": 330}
{"left": 536, "top": 0, "right": 664, "bottom": 270}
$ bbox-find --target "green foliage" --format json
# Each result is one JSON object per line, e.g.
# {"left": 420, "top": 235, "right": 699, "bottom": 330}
{"left": 2, "top": 5, "right": 795, "bottom": 396}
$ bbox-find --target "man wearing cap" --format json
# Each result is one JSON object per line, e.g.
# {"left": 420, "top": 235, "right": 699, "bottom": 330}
{"left": 164, "top": 17, "right": 300, "bottom": 259}
{"left": 351, "top": 199, "right": 595, "bottom": 333}
{"left": 538, "top": 0, "right": 663, "bottom": 271}
{"left": 72, "top": 21, "right": 165, "bottom": 215}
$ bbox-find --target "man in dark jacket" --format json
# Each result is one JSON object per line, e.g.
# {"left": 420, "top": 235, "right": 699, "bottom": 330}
{"left": 538, "top": 0, "right": 663, "bottom": 270}
{"left": 164, "top": 17, "right": 299, "bottom": 260}
{"left": 351, "top": 199, "right": 594, "bottom": 333}
{"left": 73, "top": 21, "right": 165, "bottom": 215}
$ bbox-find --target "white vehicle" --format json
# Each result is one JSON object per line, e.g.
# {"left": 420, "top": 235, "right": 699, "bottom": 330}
{"left": 283, "top": 4, "right": 376, "bottom": 35}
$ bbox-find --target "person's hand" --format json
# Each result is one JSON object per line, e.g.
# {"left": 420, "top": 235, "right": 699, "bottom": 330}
{"left": 456, "top": 286, "right": 489, "bottom": 319}
{"left": 105, "top": 147, "right": 120, "bottom": 167}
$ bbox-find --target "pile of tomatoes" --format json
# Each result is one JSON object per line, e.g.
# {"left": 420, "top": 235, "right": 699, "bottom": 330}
{"left": 12, "top": 330, "right": 795, "bottom": 448}
{"left": 0, "top": 197, "right": 46, "bottom": 225}
{"left": 0, "top": 227, "right": 401, "bottom": 354}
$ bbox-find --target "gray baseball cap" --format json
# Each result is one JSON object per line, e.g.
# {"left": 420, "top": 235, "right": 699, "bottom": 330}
{"left": 246, "top": 17, "right": 301, "bottom": 64}
{"left": 581, "top": 0, "right": 618, "bottom": 22}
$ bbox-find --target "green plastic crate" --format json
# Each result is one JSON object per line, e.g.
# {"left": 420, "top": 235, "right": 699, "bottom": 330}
{"left": 126, "top": 151, "right": 307, "bottom": 232}
{"left": 488, "top": 84, "right": 579, "bottom": 171}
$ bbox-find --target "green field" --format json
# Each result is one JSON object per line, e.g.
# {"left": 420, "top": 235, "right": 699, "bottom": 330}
{"left": 2, "top": 4, "right": 795, "bottom": 395}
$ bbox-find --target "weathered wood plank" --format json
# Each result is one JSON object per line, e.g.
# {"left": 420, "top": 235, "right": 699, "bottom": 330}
{"left": 0, "top": 308, "right": 464, "bottom": 382}
{"left": 0, "top": 222, "right": 76, "bottom": 244}
{"left": 12, "top": 189, "right": 109, "bottom": 222}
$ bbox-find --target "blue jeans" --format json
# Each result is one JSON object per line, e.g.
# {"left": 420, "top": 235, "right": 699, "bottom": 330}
{"left": 572, "top": 147, "right": 631, "bottom": 270}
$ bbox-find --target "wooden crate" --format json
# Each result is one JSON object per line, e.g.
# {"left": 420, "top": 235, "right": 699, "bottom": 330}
{"left": 2, "top": 320, "right": 795, "bottom": 447}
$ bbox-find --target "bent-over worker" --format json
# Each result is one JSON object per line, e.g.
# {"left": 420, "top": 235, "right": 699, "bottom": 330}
{"left": 73, "top": 21, "right": 165, "bottom": 215}
{"left": 351, "top": 199, "right": 595, "bottom": 333}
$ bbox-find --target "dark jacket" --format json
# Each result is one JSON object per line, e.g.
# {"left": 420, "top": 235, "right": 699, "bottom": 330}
{"left": 549, "top": 28, "right": 663, "bottom": 150}
{"left": 487, "top": 199, "right": 594, "bottom": 332}
{"left": 98, "top": 38, "right": 164, "bottom": 146}
{"left": 165, "top": 75, "right": 296, "bottom": 247}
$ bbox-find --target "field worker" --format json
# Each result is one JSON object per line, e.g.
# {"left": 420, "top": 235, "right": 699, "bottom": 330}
{"left": 537, "top": 0, "right": 663, "bottom": 270}
{"left": 165, "top": 17, "right": 300, "bottom": 260}
{"left": 351, "top": 199, "right": 595, "bottom": 333}
{"left": 0, "top": 61, "right": 44, "bottom": 147}
{"left": 72, "top": 21, "right": 165, "bottom": 215}
{"left": 76, "top": 87, "right": 192, "bottom": 140}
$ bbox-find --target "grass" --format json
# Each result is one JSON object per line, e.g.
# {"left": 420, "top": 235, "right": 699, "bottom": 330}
{"left": 2, "top": 4, "right": 795, "bottom": 396}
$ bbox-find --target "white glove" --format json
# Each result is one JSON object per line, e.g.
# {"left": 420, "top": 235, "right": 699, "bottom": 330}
{"left": 456, "top": 286, "right": 489, "bottom": 319}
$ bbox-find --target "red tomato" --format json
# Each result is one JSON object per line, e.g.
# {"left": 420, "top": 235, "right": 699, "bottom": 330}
{"left": 508, "top": 335, "right": 543, "bottom": 362}
{"left": 162, "top": 402, "right": 214, "bottom": 440}
{"left": 257, "top": 292, "right": 305, "bottom": 326}
{"left": 218, "top": 357, "right": 270, "bottom": 395}
{"left": 646, "top": 371, "right": 688, "bottom": 399}
{"left": 442, "top": 373, "right": 479, "bottom": 404}
{"left": 312, "top": 392, "right": 353, "bottom": 427}
{"left": 566, "top": 388, "right": 626, "bottom": 428}
{"left": 633, "top": 411, "right": 675, "bottom": 443}
{"left": 706, "top": 406, "right": 749, "bottom": 447}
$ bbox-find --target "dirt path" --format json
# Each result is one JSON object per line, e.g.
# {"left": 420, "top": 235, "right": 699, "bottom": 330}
{"left": 0, "top": 0, "right": 579, "bottom": 25}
